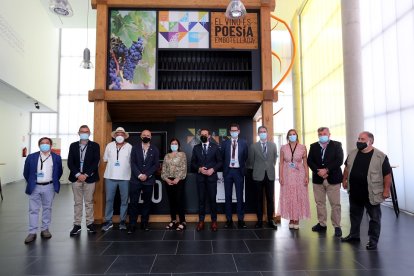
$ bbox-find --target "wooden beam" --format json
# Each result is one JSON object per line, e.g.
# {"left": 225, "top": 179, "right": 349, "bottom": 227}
{"left": 92, "top": 0, "right": 271, "bottom": 9}
{"left": 94, "top": 3, "right": 108, "bottom": 90}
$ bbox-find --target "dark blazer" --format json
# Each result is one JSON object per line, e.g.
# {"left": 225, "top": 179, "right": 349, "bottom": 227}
{"left": 221, "top": 138, "right": 248, "bottom": 176}
{"left": 307, "top": 140, "right": 344, "bottom": 184}
{"left": 68, "top": 140, "right": 100, "bottom": 183}
{"left": 191, "top": 142, "right": 223, "bottom": 173}
{"left": 130, "top": 143, "right": 160, "bottom": 185}
{"left": 23, "top": 152, "right": 63, "bottom": 195}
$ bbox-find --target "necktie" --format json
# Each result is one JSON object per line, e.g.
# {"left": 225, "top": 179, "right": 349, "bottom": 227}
{"left": 203, "top": 144, "right": 207, "bottom": 156}
{"left": 231, "top": 140, "right": 236, "bottom": 166}
{"left": 262, "top": 143, "right": 267, "bottom": 158}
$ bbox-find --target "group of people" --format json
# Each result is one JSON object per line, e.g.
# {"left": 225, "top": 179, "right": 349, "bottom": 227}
{"left": 23, "top": 124, "right": 392, "bottom": 250}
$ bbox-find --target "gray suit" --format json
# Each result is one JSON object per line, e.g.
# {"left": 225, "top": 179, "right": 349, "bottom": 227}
{"left": 247, "top": 141, "right": 278, "bottom": 181}
{"left": 247, "top": 141, "right": 278, "bottom": 222}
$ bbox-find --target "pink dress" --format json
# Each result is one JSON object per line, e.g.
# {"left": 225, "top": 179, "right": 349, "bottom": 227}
{"left": 278, "top": 143, "right": 311, "bottom": 220}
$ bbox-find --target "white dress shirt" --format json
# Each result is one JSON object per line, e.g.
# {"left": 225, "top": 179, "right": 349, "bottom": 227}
{"left": 103, "top": 141, "right": 132, "bottom": 180}
{"left": 37, "top": 152, "right": 53, "bottom": 183}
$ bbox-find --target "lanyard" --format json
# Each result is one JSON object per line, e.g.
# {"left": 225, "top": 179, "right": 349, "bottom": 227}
{"left": 80, "top": 145, "right": 88, "bottom": 162}
{"left": 289, "top": 143, "right": 298, "bottom": 163}
{"left": 116, "top": 145, "right": 124, "bottom": 161}
{"left": 40, "top": 154, "right": 51, "bottom": 170}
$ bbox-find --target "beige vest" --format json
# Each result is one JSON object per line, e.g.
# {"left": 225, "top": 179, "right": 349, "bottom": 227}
{"left": 346, "top": 148, "right": 386, "bottom": 205}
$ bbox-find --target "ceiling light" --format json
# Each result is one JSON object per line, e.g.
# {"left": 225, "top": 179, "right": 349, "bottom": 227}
{"left": 49, "top": 0, "right": 73, "bottom": 17}
{"left": 80, "top": 0, "right": 93, "bottom": 69}
{"left": 225, "top": 0, "right": 247, "bottom": 20}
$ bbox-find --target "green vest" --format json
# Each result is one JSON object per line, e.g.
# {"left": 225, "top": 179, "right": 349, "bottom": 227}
{"left": 346, "top": 148, "right": 386, "bottom": 205}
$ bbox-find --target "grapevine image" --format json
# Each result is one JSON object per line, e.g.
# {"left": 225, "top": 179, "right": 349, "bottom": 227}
{"left": 108, "top": 11, "right": 156, "bottom": 90}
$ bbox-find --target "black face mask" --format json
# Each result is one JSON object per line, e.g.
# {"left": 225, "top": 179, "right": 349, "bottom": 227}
{"left": 200, "top": 135, "right": 208, "bottom": 143}
{"left": 141, "top": 137, "right": 151, "bottom": 144}
{"left": 356, "top": 142, "right": 367, "bottom": 151}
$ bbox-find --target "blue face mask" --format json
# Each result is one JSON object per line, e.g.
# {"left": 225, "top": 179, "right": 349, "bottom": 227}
{"left": 39, "top": 144, "right": 51, "bottom": 152}
{"left": 230, "top": 131, "right": 239, "bottom": 138}
{"left": 79, "top": 133, "right": 89, "bottom": 140}
{"left": 288, "top": 135, "right": 297, "bottom": 142}
{"left": 319, "top": 135, "right": 329, "bottom": 143}
{"left": 170, "top": 144, "right": 178, "bottom": 152}
{"left": 259, "top": 133, "right": 267, "bottom": 140}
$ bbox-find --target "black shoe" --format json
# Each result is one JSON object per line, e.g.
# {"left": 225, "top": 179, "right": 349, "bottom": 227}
{"left": 127, "top": 225, "right": 136, "bottom": 234}
{"left": 238, "top": 220, "right": 247, "bottom": 229}
{"left": 312, "top": 223, "right": 327, "bottom": 232}
{"left": 267, "top": 220, "right": 278, "bottom": 230}
{"left": 70, "top": 225, "right": 82, "bottom": 237}
{"left": 224, "top": 220, "right": 233, "bottom": 229}
{"left": 255, "top": 221, "right": 263, "bottom": 228}
{"left": 334, "top": 227, "right": 342, "bottom": 237}
{"left": 141, "top": 223, "right": 149, "bottom": 231}
{"left": 366, "top": 241, "right": 377, "bottom": 250}
{"left": 86, "top": 224, "right": 96, "bottom": 233}
{"left": 341, "top": 235, "right": 361, "bottom": 243}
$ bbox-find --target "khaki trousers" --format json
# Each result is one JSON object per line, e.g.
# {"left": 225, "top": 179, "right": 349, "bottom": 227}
{"left": 313, "top": 180, "right": 341, "bottom": 227}
{"left": 72, "top": 182, "right": 95, "bottom": 225}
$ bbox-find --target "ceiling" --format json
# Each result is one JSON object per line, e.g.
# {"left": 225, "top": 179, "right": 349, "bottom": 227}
{"left": 40, "top": 0, "right": 302, "bottom": 29}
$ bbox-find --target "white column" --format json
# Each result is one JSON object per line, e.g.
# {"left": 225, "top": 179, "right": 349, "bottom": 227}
{"left": 341, "top": 0, "right": 364, "bottom": 154}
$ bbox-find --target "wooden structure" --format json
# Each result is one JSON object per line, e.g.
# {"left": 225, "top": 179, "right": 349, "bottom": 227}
{"left": 89, "top": 0, "right": 277, "bottom": 223}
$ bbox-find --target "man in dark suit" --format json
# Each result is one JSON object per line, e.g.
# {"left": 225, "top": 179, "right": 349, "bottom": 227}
{"left": 68, "top": 125, "right": 100, "bottom": 236}
{"left": 23, "top": 137, "right": 63, "bottom": 244}
{"left": 191, "top": 128, "right": 223, "bottom": 232}
{"left": 128, "top": 129, "right": 160, "bottom": 233}
{"left": 307, "top": 127, "right": 344, "bottom": 237}
{"left": 221, "top": 123, "right": 248, "bottom": 229}
{"left": 247, "top": 126, "right": 278, "bottom": 229}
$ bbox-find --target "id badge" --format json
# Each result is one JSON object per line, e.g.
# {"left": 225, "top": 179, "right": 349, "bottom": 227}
{"left": 230, "top": 159, "right": 236, "bottom": 166}
{"left": 115, "top": 161, "right": 120, "bottom": 167}
{"left": 37, "top": 171, "right": 45, "bottom": 178}
{"left": 289, "top": 162, "right": 296, "bottom": 168}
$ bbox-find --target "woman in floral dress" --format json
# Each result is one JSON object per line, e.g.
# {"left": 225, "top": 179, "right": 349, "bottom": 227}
{"left": 278, "top": 129, "right": 310, "bottom": 229}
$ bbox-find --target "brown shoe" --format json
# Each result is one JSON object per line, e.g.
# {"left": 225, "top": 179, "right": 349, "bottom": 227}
{"left": 196, "top": 221, "right": 205, "bottom": 231}
{"left": 41, "top": 229, "right": 52, "bottom": 239}
{"left": 24, "top": 234, "right": 37, "bottom": 244}
{"left": 211, "top": 221, "right": 218, "bottom": 232}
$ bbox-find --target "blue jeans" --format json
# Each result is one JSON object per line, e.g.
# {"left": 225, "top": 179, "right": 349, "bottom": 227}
{"left": 104, "top": 179, "right": 129, "bottom": 222}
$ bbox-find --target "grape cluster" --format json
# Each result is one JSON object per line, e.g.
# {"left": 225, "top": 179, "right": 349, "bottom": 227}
{"left": 108, "top": 37, "right": 144, "bottom": 89}
{"left": 123, "top": 38, "right": 144, "bottom": 81}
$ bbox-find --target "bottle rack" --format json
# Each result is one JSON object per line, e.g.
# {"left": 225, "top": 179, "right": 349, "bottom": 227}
{"left": 157, "top": 50, "right": 254, "bottom": 90}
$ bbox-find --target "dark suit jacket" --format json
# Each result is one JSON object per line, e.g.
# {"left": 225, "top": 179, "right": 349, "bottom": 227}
{"left": 221, "top": 138, "right": 248, "bottom": 176}
{"left": 68, "top": 140, "right": 100, "bottom": 183}
{"left": 307, "top": 140, "right": 344, "bottom": 184}
{"left": 23, "top": 152, "right": 63, "bottom": 195}
{"left": 191, "top": 142, "right": 223, "bottom": 174}
{"left": 130, "top": 143, "right": 160, "bottom": 185}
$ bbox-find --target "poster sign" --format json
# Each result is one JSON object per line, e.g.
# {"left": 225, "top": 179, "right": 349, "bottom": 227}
{"left": 211, "top": 12, "right": 258, "bottom": 49}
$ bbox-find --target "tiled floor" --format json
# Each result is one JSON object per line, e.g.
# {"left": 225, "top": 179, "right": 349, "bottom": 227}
{"left": 0, "top": 181, "right": 413, "bottom": 276}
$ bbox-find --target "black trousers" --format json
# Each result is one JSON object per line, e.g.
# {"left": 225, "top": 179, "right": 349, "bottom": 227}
{"left": 165, "top": 179, "right": 186, "bottom": 223}
{"left": 196, "top": 173, "right": 218, "bottom": 222}
{"left": 349, "top": 197, "right": 382, "bottom": 244}
{"left": 255, "top": 172, "right": 275, "bottom": 222}
{"left": 129, "top": 182, "right": 153, "bottom": 225}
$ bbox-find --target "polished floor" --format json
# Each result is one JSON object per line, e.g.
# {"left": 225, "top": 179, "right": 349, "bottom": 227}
{"left": 0, "top": 181, "right": 413, "bottom": 276}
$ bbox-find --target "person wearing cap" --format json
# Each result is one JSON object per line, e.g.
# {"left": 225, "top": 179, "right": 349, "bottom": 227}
{"left": 23, "top": 137, "right": 63, "bottom": 244}
{"left": 101, "top": 127, "right": 132, "bottom": 232}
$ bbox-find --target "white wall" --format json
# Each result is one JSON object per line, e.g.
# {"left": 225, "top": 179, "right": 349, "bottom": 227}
{"left": 0, "top": 0, "right": 59, "bottom": 111}
{"left": 0, "top": 99, "right": 30, "bottom": 184}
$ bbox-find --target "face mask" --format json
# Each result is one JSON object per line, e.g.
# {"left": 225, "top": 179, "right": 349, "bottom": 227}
{"left": 259, "top": 133, "right": 267, "bottom": 140}
{"left": 80, "top": 133, "right": 89, "bottom": 140}
{"left": 39, "top": 144, "right": 51, "bottom": 152}
{"left": 170, "top": 145, "right": 178, "bottom": 152}
{"left": 319, "top": 135, "right": 329, "bottom": 143}
{"left": 200, "top": 135, "right": 208, "bottom": 143}
{"left": 115, "top": 136, "right": 125, "bottom": 144}
{"left": 356, "top": 142, "right": 368, "bottom": 151}
{"left": 288, "top": 135, "right": 297, "bottom": 142}
{"left": 141, "top": 137, "right": 151, "bottom": 144}
{"left": 230, "top": 131, "right": 239, "bottom": 139}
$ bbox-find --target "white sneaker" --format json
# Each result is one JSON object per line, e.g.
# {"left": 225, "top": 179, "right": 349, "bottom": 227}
{"left": 293, "top": 224, "right": 300, "bottom": 230}
{"left": 288, "top": 223, "right": 294, "bottom": 229}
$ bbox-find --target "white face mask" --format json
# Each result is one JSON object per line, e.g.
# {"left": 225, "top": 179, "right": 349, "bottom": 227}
{"left": 115, "top": 135, "right": 125, "bottom": 144}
